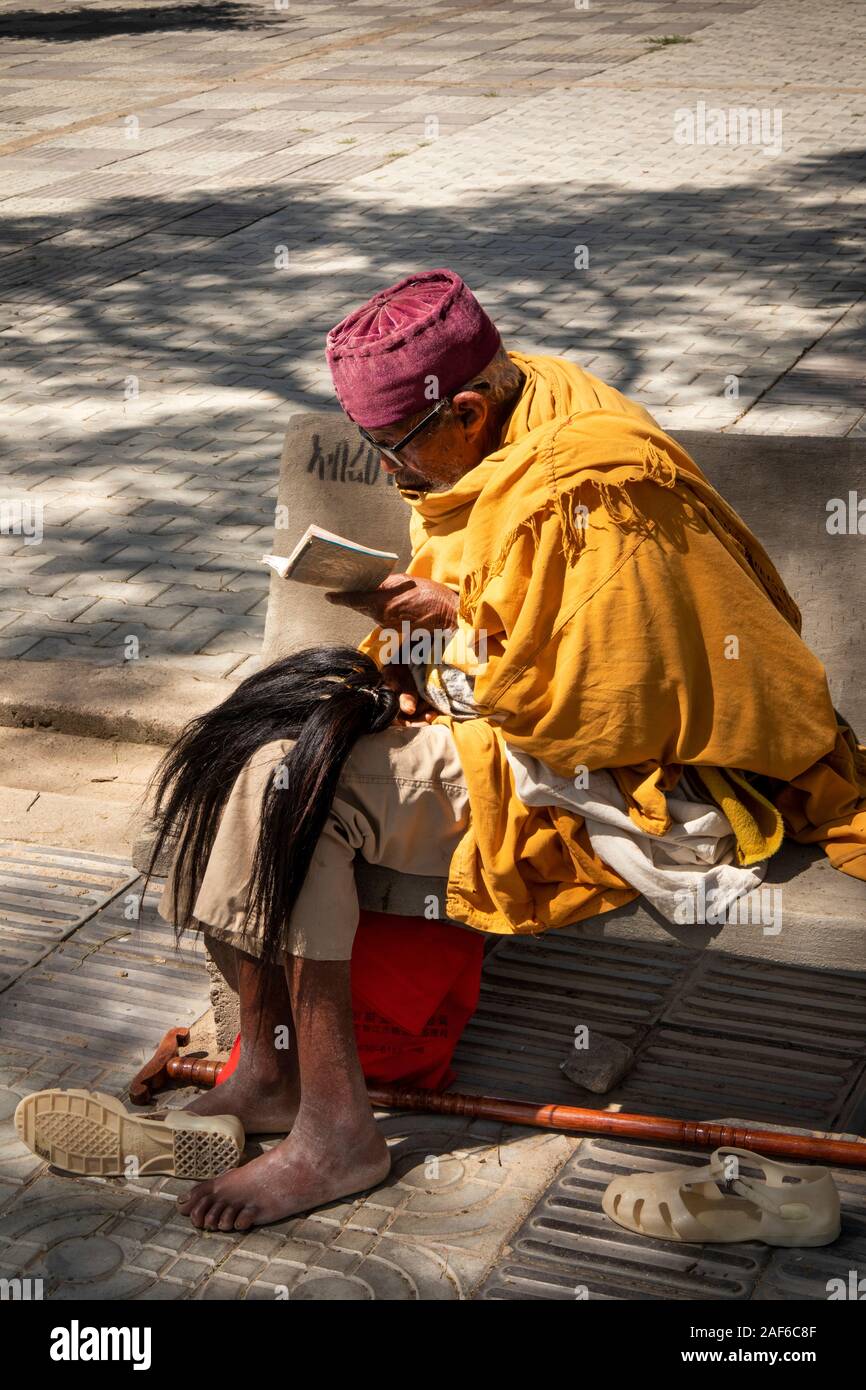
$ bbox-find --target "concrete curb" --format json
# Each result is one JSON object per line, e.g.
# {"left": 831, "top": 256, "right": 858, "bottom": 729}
{"left": 0, "top": 658, "right": 232, "bottom": 746}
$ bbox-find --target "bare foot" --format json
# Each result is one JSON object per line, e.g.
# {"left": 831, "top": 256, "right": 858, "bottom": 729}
{"left": 177, "top": 1113, "right": 391, "bottom": 1231}
{"left": 183, "top": 1069, "right": 299, "bottom": 1136}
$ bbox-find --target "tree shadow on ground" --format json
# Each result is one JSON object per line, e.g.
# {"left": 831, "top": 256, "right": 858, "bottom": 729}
{"left": 0, "top": 2, "right": 283, "bottom": 42}
{"left": 0, "top": 143, "right": 864, "bottom": 658}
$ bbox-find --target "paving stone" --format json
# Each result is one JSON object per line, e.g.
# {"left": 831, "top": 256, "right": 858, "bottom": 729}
{"left": 0, "top": 1113, "right": 45, "bottom": 1186}
{"left": 0, "top": 0, "right": 860, "bottom": 678}
{"left": 44, "top": 1233, "right": 124, "bottom": 1280}
{"left": 198, "top": 1274, "right": 246, "bottom": 1299}
{"left": 127, "top": 1245, "right": 173, "bottom": 1275}
{"left": 0, "top": 0, "right": 864, "bottom": 1302}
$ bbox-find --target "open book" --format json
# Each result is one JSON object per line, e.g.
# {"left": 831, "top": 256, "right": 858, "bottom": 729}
{"left": 262, "top": 525, "right": 398, "bottom": 592}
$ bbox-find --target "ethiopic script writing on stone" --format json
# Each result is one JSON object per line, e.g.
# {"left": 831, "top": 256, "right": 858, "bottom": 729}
{"left": 306, "top": 436, "right": 396, "bottom": 485}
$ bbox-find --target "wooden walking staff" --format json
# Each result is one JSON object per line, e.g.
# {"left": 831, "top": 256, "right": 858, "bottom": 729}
{"left": 130, "top": 1027, "right": 866, "bottom": 1168}
{"left": 367, "top": 1087, "right": 866, "bottom": 1169}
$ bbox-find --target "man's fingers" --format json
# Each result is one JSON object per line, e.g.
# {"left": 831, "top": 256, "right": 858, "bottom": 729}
{"left": 399, "top": 691, "right": 418, "bottom": 715}
{"left": 324, "top": 590, "right": 381, "bottom": 617}
{"left": 324, "top": 576, "right": 457, "bottom": 631}
{"left": 324, "top": 589, "right": 376, "bottom": 602}
{"left": 326, "top": 578, "right": 409, "bottom": 603}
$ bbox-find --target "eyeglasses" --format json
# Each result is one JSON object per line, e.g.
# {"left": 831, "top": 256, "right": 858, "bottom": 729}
{"left": 357, "top": 396, "right": 451, "bottom": 469}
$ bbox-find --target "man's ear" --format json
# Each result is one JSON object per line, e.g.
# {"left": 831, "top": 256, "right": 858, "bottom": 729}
{"left": 450, "top": 389, "right": 490, "bottom": 440}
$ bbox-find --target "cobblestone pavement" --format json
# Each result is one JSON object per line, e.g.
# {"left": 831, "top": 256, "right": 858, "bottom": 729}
{"left": 1, "top": 843, "right": 864, "bottom": 1300}
{"left": 0, "top": 0, "right": 864, "bottom": 675}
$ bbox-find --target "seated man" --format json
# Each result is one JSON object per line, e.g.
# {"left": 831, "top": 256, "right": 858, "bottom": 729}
{"left": 161, "top": 268, "right": 866, "bottom": 1231}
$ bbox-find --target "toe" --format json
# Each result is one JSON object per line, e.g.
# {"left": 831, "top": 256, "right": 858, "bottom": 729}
{"left": 188, "top": 1194, "right": 218, "bottom": 1228}
{"left": 234, "top": 1205, "right": 259, "bottom": 1231}
{"left": 178, "top": 1179, "right": 213, "bottom": 1213}
{"left": 203, "top": 1200, "right": 227, "bottom": 1231}
{"left": 218, "top": 1205, "right": 240, "bottom": 1232}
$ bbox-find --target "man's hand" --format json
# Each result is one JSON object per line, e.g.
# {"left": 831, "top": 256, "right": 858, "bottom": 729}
{"left": 379, "top": 662, "right": 438, "bottom": 724}
{"left": 325, "top": 574, "right": 458, "bottom": 632}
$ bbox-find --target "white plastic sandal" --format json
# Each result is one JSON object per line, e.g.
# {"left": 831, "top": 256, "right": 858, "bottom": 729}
{"left": 15, "top": 1088, "right": 245, "bottom": 1180}
{"left": 602, "top": 1147, "right": 841, "bottom": 1247}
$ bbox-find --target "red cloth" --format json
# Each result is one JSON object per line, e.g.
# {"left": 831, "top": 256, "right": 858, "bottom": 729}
{"left": 216, "top": 910, "right": 483, "bottom": 1092}
{"left": 325, "top": 268, "right": 501, "bottom": 428}
{"left": 220, "top": 1031, "right": 242, "bottom": 1082}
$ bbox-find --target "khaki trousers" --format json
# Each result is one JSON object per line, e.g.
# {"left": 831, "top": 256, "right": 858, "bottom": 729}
{"left": 159, "top": 722, "right": 470, "bottom": 960}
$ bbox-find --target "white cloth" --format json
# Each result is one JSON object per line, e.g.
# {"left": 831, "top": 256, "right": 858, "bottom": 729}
{"left": 504, "top": 748, "right": 767, "bottom": 924}
{"left": 412, "top": 651, "right": 767, "bottom": 924}
{"left": 412, "top": 631, "right": 481, "bottom": 719}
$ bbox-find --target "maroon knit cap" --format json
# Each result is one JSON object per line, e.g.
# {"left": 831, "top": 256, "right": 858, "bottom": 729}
{"left": 325, "top": 268, "right": 501, "bottom": 429}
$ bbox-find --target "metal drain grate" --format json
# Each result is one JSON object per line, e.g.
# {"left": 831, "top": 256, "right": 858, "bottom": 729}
{"left": 477, "top": 1129, "right": 866, "bottom": 1302}
{"left": 0, "top": 876, "right": 209, "bottom": 1065}
{"left": 0, "top": 933, "right": 53, "bottom": 992}
{"left": 0, "top": 843, "right": 137, "bottom": 944}
{"left": 452, "top": 933, "right": 698, "bottom": 1103}
{"left": 661, "top": 955, "right": 866, "bottom": 1057}
{"left": 615, "top": 1028, "right": 861, "bottom": 1130}
{"left": 73, "top": 878, "right": 204, "bottom": 969}
{"left": 614, "top": 953, "right": 866, "bottom": 1129}
{"left": 838, "top": 1068, "right": 866, "bottom": 1135}
{"left": 0, "top": 941, "right": 209, "bottom": 1066}
{"left": 477, "top": 1135, "right": 771, "bottom": 1301}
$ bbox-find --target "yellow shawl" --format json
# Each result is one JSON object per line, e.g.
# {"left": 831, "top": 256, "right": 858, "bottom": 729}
{"left": 363, "top": 353, "right": 866, "bottom": 934}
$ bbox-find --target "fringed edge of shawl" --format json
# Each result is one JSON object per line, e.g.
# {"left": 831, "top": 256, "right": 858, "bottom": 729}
{"left": 458, "top": 436, "right": 677, "bottom": 623}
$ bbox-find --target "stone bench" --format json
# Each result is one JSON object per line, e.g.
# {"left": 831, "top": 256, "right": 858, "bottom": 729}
{"left": 263, "top": 413, "right": 866, "bottom": 972}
